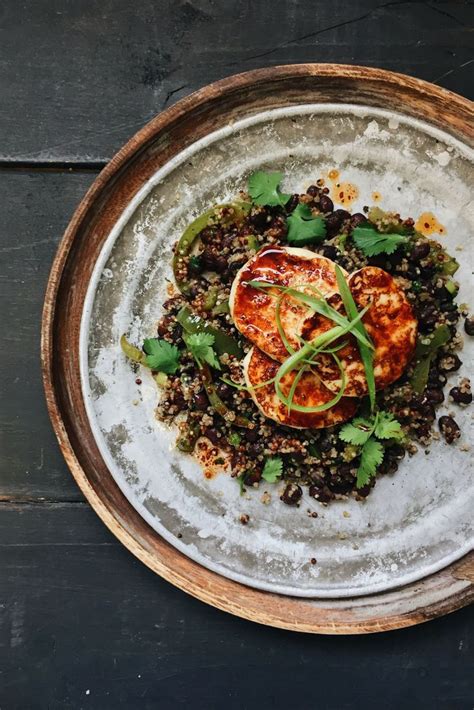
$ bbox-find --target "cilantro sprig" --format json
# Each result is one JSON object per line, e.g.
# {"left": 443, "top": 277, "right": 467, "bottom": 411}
{"left": 261, "top": 457, "right": 283, "bottom": 483}
{"left": 287, "top": 203, "right": 327, "bottom": 245}
{"left": 248, "top": 171, "right": 290, "bottom": 208}
{"left": 183, "top": 332, "right": 221, "bottom": 370}
{"left": 339, "top": 411, "right": 404, "bottom": 488}
{"left": 352, "top": 225, "right": 409, "bottom": 257}
{"left": 143, "top": 338, "right": 181, "bottom": 374}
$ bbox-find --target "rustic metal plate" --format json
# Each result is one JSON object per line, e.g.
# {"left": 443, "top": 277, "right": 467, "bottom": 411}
{"left": 80, "top": 103, "right": 473, "bottom": 598}
{"left": 43, "top": 65, "right": 474, "bottom": 631}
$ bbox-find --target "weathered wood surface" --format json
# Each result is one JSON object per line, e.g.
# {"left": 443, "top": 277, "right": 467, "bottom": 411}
{"left": 0, "top": 0, "right": 472, "bottom": 164}
{"left": 0, "top": 503, "right": 472, "bottom": 709}
{"left": 0, "top": 0, "right": 473, "bottom": 706}
{"left": 0, "top": 171, "right": 95, "bottom": 500}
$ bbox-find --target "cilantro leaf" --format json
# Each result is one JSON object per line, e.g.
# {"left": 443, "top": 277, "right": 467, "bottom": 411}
{"left": 357, "top": 438, "right": 384, "bottom": 488}
{"left": 352, "top": 225, "right": 409, "bottom": 256}
{"left": 184, "top": 332, "right": 221, "bottom": 370}
{"left": 339, "top": 416, "right": 375, "bottom": 446}
{"left": 248, "top": 171, "right": 290, "bottom": 207}
{"left": 261, "top": 457, "right": 283, "bottom": 483}
{"left": 287, "top": 203, "right": 327, "bottom": 245}
{"left": 374, "top": 411, "right": 404, "bottom": 440}
{"left": 143, "top": 338, "right": 181, "bottom": 374}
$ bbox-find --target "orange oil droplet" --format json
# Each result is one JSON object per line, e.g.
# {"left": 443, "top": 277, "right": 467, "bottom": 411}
{"left": 371, "top": 191, "right": 381, "bottom": 202}
{"left": 332, "top": 181, "right": 359, "bottom": 206}
{"left": 415, "top": 211, "right": 446, "bottom": 236}
{"left": 328, "top": 169, "right": 339, "bottom": 181}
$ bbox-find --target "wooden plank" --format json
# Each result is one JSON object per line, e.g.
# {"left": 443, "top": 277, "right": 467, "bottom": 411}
{"left": 0, "top": 170, "right": 97, "bottom": 501}
{"left": 0, "top": 0, "right": 472, "bottom": 163}
{"left": 0, "top": 503, "right": 472, "bottom": 709}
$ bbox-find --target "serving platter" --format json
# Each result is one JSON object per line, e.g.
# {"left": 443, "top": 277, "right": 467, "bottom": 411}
{"left": 42, "top": 65, "right": 473, "bottom": 633}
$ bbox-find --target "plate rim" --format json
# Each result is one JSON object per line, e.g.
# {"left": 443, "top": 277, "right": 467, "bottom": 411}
{"left": 41, "top": 63, "right": 474, "bottom": 633}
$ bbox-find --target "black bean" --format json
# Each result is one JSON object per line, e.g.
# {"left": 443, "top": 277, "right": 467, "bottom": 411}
{"left": 379, "top": 458, "right": 399, "bottom": 475}
{"left": 319, "top": 194, "right": 334, "bottom": 213}
{"left": 368, "top": 254, "right": 389, "bottom": 270}
{"left": 387, "top": 444, "right": 406, "bottom": 461}
{"left": 325, "top": 209, "right": 350, "bottom": 237}
{"left": 199, "top": 226, "right": 215, "bottom": 245}
{"left": 445, "top": 310, "right": 460, "bottom": 324}
{"left": 193, "top": 389, "right": 208, "bottom": 411}
{"left": 157, "top": 315, "right": 174, "bottom": 337}
{"left": 244, "top": 427, "right": 259, "bottom": 443}
{"left": 306, "top": 185, "right": 320, "bottom": 197}
{"left": 419, "top": 263, "right": 436, "bottom": 280}
{"left": 245, "top": 470, "right": 262, "bottom": 485}
{"left": 438, "top": 415, "right": 461, "bottom": 444}
{"left": 409, "top": 242, "right": 430, "bottom": 262}
{"left": 420, "top": 402, "right": 436, "bottom": 420}
{"left": 203, "top": 427, "right": 221, "bottom": 446}
{"left": 321, "top": 245, "right": 338, "bottom": 260}
{"left": 434, "top": 285, "right": 453, "bottom": 302}
{"left": 285, "top": 194, "right": 300, "bottom": 213}
{"left": 404, "top": 264, "right": 419, "bottom": 280}
{"left": 439, "top": 300, "right": 457, "bottom": 313}
{"left": 350, "top": 212, "right": 367, "bottom": 228}
{"left": 309, "top": 484, "right": 333, "bottom": 503}
{"left": 328, "top": 477, "right": 354, "bottom": 494}
{"left": 249, "top": 210, "right": 269, "bottom": 230}
{"left": 281, "top": 483, "right": 303, "bottom": 506}
{"left": 424, "top": 388, "right": 444, "bottom": 405}
{"left": 438, "top": 353, "right": 462, "bottom": 373}
{"left": 216, "top": 382, "right": 232, "bottom": 401}
{"left": 428, "top": 369, "right": 447, "bottom": 387}
{"left": 388, "top": 249, "right": 404, "bottom": 267}
{"left": 464, "top": 317, "right": 474, "bottom": 336}
{"left": 200, "top": 249, "right": 227, "bottom": 273}
{"left": 171, "top": 390, "right": 187, "bottom": 412}
{"left": 449, "top": 387, "right": 472, "bottom": 406}
{"left": 319, "top": 437, "right": 334, "bottom": 453}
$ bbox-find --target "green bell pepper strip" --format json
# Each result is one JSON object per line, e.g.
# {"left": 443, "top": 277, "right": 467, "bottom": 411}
{"left": 177, "top": 306, "right": 243, "bottom": 358}
{"left": 202, "top": 286, "right": 218, "bottom": 311}
{"left": 410, "top": 325, "right": 451, "bottom": 393}
{"left": 120, "top": 334, "right": 146, "bottom": 365}
{"left": 200, "top": 363, "right": 252, "bottom": 428}
{"left": 172, "top": 202, "right": 251, "bottom": 295}
{"left": 176, "top": 422, "right": 200, "bottom": 453}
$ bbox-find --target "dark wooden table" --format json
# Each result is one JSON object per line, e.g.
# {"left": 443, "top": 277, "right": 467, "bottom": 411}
{"left": 1, "top": 2, "right": 473, "bottom": 707}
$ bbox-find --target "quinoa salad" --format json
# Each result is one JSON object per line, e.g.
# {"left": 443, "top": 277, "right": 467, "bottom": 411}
{"left": 121, "top": 171, "right": 472, "bottom": 508}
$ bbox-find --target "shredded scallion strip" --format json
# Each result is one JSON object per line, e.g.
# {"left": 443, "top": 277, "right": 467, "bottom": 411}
{"left": 247, "top": 280, "right": 374, "bottom": 350}
{"left": 335, "top": 265, "right": 376, "bottom": 411}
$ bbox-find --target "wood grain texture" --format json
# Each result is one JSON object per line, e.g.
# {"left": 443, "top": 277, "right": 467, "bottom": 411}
{"left": 0, "top": 0, "right": 472, "bottom": 163}
{"left": 41, "top": 65, "right": 474, "bottom": 634}
{"left": 0, "top": 171, "right": 96, "bottom": 500}
{"left": 0, "top": 502, "right": 472, "bottom": 709}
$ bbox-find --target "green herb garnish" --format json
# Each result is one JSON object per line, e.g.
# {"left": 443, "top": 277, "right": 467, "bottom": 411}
{"left": 262, "top": 457, "right": 283, "bottom": 483}
{"left": 357, "top": 438, "right": 384, "bottom": 488}
{"left": 143, "top": 338, "right": 181, "bottom": 374}
{"left": 248, "top": 171, "right": 290, "bottom": 207}
{"left": 183, "top": 332, "right": 221, "bottom": 370}
{"left": 352, "top": 225, "right": 409, "bottom": 256}
{"left": 287, "top": 203, "right": 327, "bottom": 245}
{"left": 339, "top": 411, "right": 404, "bottom": 488}
{"left": 335, "top": 265, "right": 376, "bottom": 412}
{"left": 229, "top": 432, "right": 242, "bottom": 447}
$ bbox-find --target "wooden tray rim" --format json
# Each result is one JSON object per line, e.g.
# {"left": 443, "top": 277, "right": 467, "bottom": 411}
{"left": 41, "top": 64, "right": 473, "bottom": 634}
